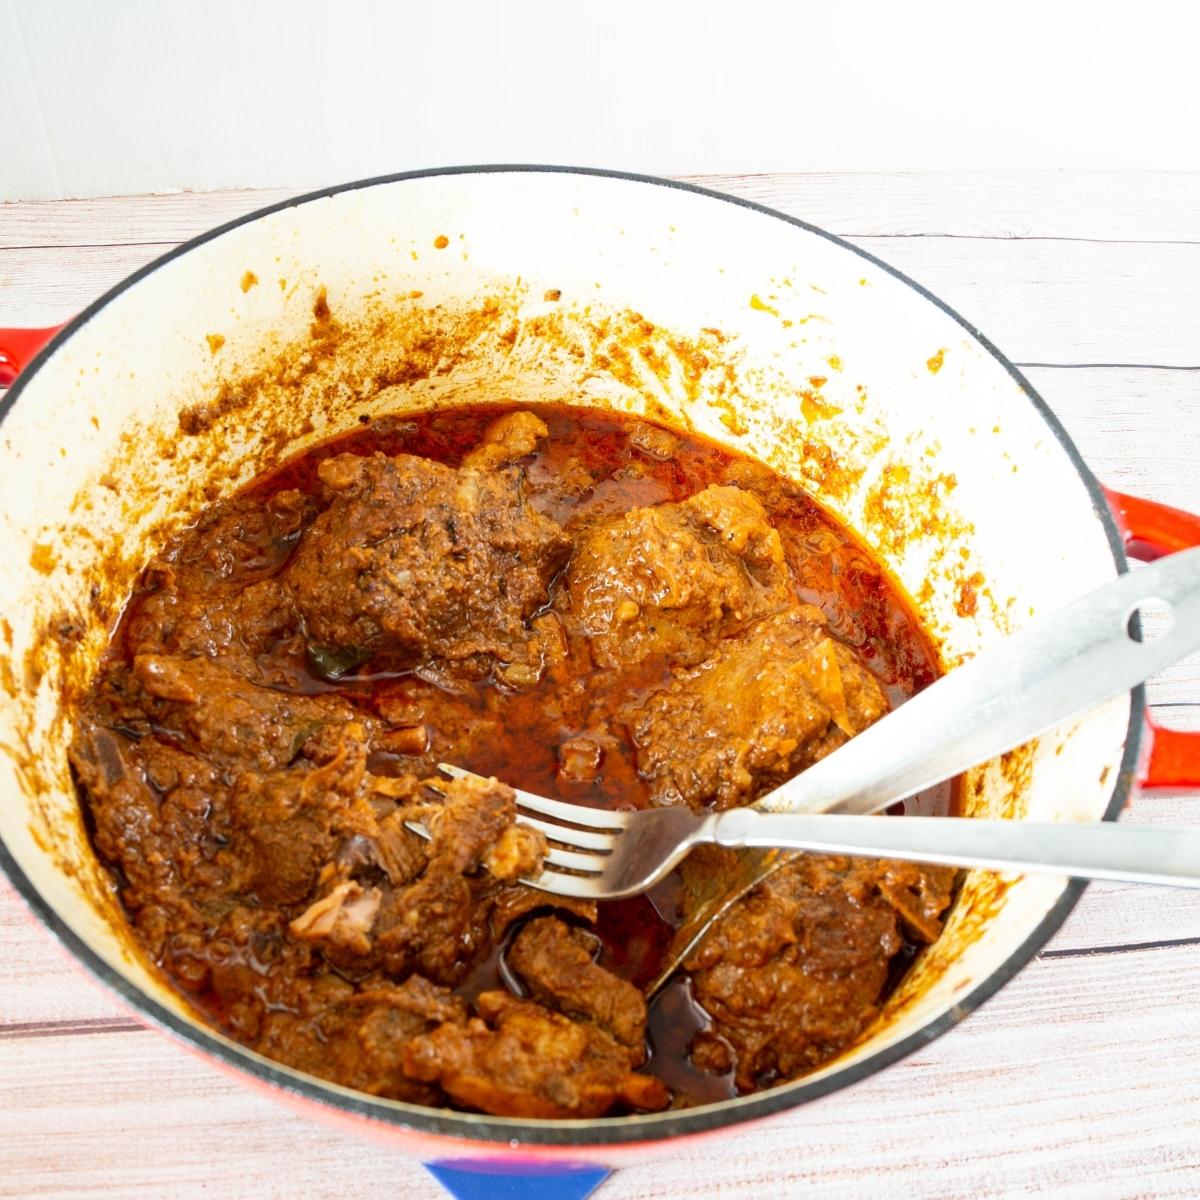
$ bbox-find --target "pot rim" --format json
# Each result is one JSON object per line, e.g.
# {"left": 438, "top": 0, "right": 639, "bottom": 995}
{"left": 0, "top": 163, "right": 1141, "bottom": 1148}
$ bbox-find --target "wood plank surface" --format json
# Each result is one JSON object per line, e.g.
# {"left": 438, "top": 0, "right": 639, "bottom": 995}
{"left": 675, "top": 172, "right": 1200, "bottom": 243}
{"left": 4, "top": 939, "right": 1198, "bottom": 1200}
{"left": 2, "top": 173, "right": 1199, "bottom": 1199}
{"left": 4, "top": 172, "right": 1200, "bottom": 248}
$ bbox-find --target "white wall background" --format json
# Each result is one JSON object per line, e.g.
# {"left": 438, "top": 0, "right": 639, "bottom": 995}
{"left": 2, "top": 0, "right": 1198, "bottom": 202}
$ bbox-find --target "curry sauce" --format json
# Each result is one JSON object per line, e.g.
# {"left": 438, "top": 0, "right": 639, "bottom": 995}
{"left": 70, "top": 404, "right": 953, "bottom": 1116}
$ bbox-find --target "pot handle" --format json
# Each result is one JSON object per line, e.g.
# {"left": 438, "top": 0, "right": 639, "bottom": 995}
{"left": 0, "top": 324, "right": 66, "bottom": 387}
{"left": 1104, "top": 486, "right": 1200, "bottom": 791}
{"left": 424, "top": 1160, "right": 610, "bottom": 1200}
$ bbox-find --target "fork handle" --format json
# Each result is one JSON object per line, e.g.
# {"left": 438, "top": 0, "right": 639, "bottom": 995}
{"left": 711, "top": 810, "right": 1200, "bottom": 887}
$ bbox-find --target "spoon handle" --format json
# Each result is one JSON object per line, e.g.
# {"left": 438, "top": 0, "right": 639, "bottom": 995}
{"left": 755, "top": 547, "right": 1200, "bottom": 817}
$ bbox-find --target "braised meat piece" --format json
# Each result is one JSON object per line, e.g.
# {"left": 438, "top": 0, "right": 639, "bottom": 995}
{"left": 409, "top": 772, "right": 546, "bottom": 879}
{"left": 256, "top": 976, "right": 467, "bottom": 1102}
{"left": 289, "top": 880, "right": 383, "bottom": 954}
{"left": 486, "top": 883, "right": 599, "bottom": 938}
{"left": 509, "top": 916, "right": 647, "bottom": 1047}
{"left": 627, "top": 610, "right": 888, "bottom": 809}
{"left": 371, "top": 775, "right": 547, "bottom": 985}
{"left": 225, "top": 721, "right": 384, "bottom": 903}
{"left": 355, "top": 808, "right": 429, "bottom": 887}
{"left": 685, "top": 855, "right": 952, "bottom": 1091}
{"left": 375, "top": 869, "right": 478, "bottom": 986}
{"left": 130, "top": 652, "right": 364, "bottom": 772}
{"left": 564, "top": 484, "right": 794, "bottom": 669}
{"left": 461, "top": 410, "right": 549, "bottom": 470}
{"left": 404, "top": 991, "right": 669, "bottom": 1118}
{"left": 627, "top": 420, "right": 680, "bottom": 461}
{"left": 285, "top": 452, "right": 570, "bottom": 676}
{"left": 122, "top": 487, "right": 312, "bottom": 670}
{"left": 70, "top": 720, "right": 200, "bottom": 954}
{"left": 874, "top": 861, "right": 958, "bottom": 943}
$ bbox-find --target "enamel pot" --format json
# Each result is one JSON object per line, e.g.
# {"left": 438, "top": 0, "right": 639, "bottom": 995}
{"left": 2, "top": 167, "right": 1198, "bottom": 1200}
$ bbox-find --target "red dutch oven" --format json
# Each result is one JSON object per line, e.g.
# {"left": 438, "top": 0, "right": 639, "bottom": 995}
{"left": 1, "top": 167, "right": 1197, "bottom": 1198}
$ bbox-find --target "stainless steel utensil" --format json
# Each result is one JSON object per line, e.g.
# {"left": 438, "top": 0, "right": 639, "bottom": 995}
{"left": 435, "top": 774, "right": 1200, "bottom": 896}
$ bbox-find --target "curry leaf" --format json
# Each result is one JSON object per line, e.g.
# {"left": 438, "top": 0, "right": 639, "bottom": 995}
{"left": 306, "top": 643, "right": 372, "bottom": 681}
{"left": 287, "top": 720, "right": 327, "bottom": 763}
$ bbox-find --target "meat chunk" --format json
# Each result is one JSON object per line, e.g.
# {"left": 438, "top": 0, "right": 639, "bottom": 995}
{"left": 129, "top": 653, "right": 360, "bottom": 773}
{"left": 68, "top": 720, "right": 193, "bottom": 952}
{"left": 487, "top": 883, "right": 598, "bottom": 938}
{"left": 413, "top": 773, "right": 547, "bottom": 879}
{"left": 243, "top": 815, "right": 329, "bottom": 904}
{"left": 557, "top": 735, "right": 602, "bottom": 784}
{"left": 122, "top": 489, "right": 311, "bottom": 669}
{"left": 289, "top": 881, "right": 383, "bottom": 954}
{"left": 377, "top": 869, "right": 478, "bottom": 985}
{"left": 627, "top": 611, "right": 888, "bottom": 809}
{"left": 371, "top": 810, "right": 429, "bottom": 886}
{"left": 564, "top": 485, "right": 793, "bottom": 669}
{"left": 285, "top": 453, "right": 570, "bottom": 676}
{"left": 627, "top": 420, "right": 679, "bottom": 461}
{"left": 373, "top": 775, "right": 548, "bottom": 984}
{"left": 256, "top": 976, "right": 467, "bottom": 1102}
{"left": 685, "top": 856, "right": 910, "bottom": 1091}
{"left": 508, "top": 916, "right": 647, "bottom": 1046}
{"left": 483, "top": 824, "right": 545, "bottom": 881}
{"left": 875, "top": 861, "right": 958, "bottom": 943}
{"left": 461, "top": 411, "right": 548, "bottom": 470}
{"left": 403, "top": 992, "right": 669, "bottom": 1118}
{"left": 420, "top": 773, "right": 513, "bottom": 874}
{"left": 228, "top": 731, "right": 383, "bottom": 903}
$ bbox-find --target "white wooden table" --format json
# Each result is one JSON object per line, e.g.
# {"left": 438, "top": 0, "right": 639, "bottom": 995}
{"left": 2, "top": 173, "right": 1199, "bottom": 1199}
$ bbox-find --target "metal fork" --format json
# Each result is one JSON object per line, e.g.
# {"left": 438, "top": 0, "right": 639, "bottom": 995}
{"left": 435, "top": 762, "right": 1200, "bottom": 899}
{"left": 423, "top": 545, "right": 1200, "bottom": 901}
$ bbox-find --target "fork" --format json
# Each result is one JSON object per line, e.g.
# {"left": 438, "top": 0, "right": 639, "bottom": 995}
{"left": 423, "top": 544, "right": 1200, "bottom": 901}
{"left": 435, "top": 762, "right": 1200, "bottom": 899}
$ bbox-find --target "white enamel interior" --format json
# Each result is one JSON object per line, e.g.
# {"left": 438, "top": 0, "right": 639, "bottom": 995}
{"left": 0, "top": 170, "right": 1130, "bottom": 1143}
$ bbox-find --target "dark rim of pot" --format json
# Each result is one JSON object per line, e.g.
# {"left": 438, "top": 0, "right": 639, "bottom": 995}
{"left": 0, "top": 164, "right": 1140, "bottom": 1148}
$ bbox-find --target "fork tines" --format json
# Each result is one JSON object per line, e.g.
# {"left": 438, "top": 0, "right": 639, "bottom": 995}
{"left": 435, "top": 762, "right": 625, "bottom": 884}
